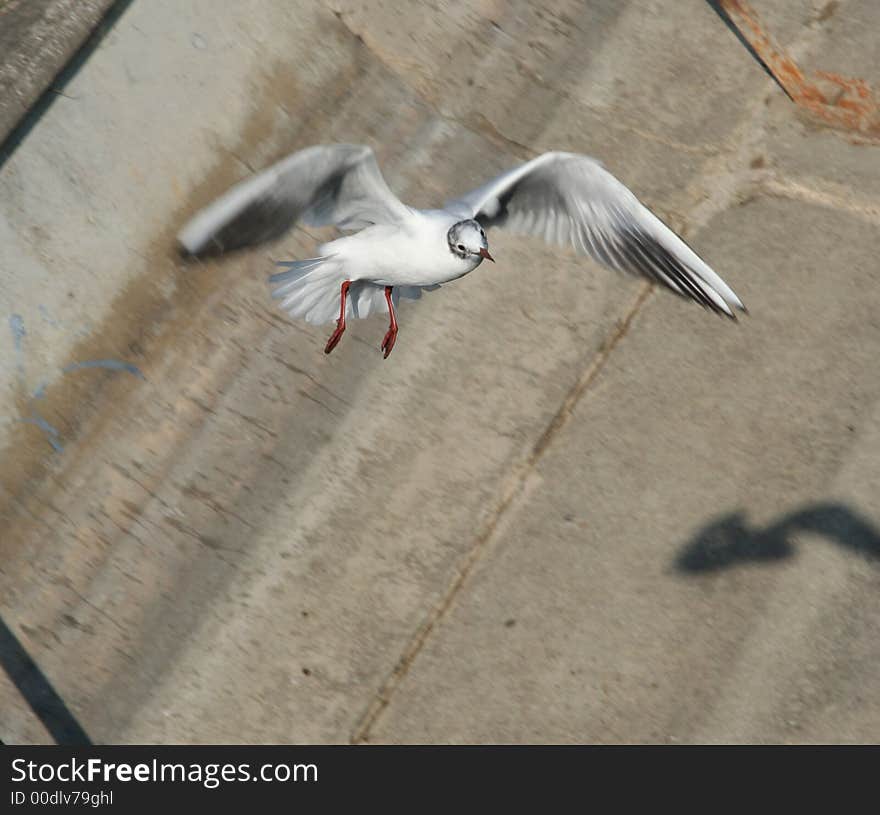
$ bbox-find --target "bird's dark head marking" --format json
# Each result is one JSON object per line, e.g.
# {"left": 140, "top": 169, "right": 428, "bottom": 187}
{"left": 448, "top": 219, "right": 492, "bottom": 262}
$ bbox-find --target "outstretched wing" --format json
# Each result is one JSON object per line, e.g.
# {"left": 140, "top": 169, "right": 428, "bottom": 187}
{"left": 178, "top": 144, "right": 411, "bottom": 255}
{"left": 446, "top": 152, "right": 744, "bottom": 317}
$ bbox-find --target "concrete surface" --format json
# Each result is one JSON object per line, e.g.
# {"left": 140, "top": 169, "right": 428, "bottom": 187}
{"left": 1, "top": 0, "right": 879, "bottom": 744}
{"left": 0, "top": 0, "right": 117, "bottom": 146}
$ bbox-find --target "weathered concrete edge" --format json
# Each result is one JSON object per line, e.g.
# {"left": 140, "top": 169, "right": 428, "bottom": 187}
{"left": 0, "top": 0, "right": 119, "bottom": 148}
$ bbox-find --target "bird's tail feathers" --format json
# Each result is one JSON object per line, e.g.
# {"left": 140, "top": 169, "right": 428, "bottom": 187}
{"left": 269, "top": 257, "right": 331, "bottom": 284}
{"left": 271, "top": 256, "right": 434, "bottom": 326}
{"left": 270, "top": 255, "right": 351, "bottom": 325}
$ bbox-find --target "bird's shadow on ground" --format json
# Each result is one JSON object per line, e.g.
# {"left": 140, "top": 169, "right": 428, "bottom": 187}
{"left": 675, "top": 503, "right": 880, "bottom": 573}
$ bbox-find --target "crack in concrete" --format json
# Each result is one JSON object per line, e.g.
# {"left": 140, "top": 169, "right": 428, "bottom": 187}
{"left": 758, "top": 174, "right": 880, "bottom": 225}
{"left": 350, "top": 281, "right": 654, "bottom": 743}
{"left": 330, "top": 5, "right": 719, "bottom": 164}
{"left": 349, "top": 16, "right": 840, "bottom": 737}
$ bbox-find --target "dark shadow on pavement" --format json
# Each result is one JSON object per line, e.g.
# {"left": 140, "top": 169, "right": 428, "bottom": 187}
{"left": 0, "top": 0, "right": 138, "bottom": 170}
{"left": 0, "top": 616, "right": 92, "bottom": 744}
{"left": 676, "top": 503, "right": 880, "bottom": 573}
{"left": 703, "top": 0, "right": 794, "bottom": 101}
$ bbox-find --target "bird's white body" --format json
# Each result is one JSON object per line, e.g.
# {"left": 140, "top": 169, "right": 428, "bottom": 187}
{"left": 323, "top": 209, "right": 480, "bottom": 289}
{"left": 177, "top": 144, "right": 745, "bottom": 354}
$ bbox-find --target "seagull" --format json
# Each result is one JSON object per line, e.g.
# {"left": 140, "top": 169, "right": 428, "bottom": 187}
{"left": 178, "top": 144, "right": 744, "bottom": 357}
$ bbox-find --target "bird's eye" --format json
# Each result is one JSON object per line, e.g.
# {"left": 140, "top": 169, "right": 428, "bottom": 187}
{"left": 457, "top": 244, "right": 465, "bottom": 251}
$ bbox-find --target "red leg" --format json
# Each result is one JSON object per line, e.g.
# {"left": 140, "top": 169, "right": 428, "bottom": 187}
{"left": 381, "top": 286, "right": 398, "bottom": 359}
{"left": 324, "top": 280, "right": 351, "bottom": 354}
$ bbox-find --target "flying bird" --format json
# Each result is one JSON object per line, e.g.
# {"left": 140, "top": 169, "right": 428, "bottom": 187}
{"left": 178, "top": 144, "right": 744, "bottom": 358}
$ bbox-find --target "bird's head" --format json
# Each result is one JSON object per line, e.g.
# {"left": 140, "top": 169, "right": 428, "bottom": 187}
{"left": 448, "top": 219, "right": 494, "bottom": 263}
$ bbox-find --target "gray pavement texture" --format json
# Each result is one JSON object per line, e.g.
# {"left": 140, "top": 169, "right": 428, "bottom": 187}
{"left": 1, "top": 0, "right": 879, "bottom": 744}
{"left": 0, "top": 0, "right": 117, "bottom": 146}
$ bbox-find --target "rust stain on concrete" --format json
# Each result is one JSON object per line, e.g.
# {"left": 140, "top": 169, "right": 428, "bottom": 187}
{"left": 720, "top": 0, "right": 880, "bottom": 140}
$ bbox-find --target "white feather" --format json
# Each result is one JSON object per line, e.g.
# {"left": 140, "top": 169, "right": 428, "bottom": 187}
{"left": 178, "top": 145, "right": 745, "bottom": 357}
{"left": 448, "top": 151, "right": 744, "bottom": 316}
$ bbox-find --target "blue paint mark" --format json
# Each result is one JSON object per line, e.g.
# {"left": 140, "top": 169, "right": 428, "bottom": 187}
{"left": 7, "top": 327, "right": 143, "bottom": 455}
{"left": 38, "top": 305, "right": 60, "bottom": 327}
{"left": 24, "top": 415, "right": 59, "bottom": 436}
{"left": 62, "top": 359, "right": 145, "bottom": 380}
{"left": 21, "top": 415, "right": 63, "bottom": 453}
{"left": 9, "top": 313, "right": 27, "bottom": 383}
{"left": 9, "top": 314, "right": 25, "bottom": 350}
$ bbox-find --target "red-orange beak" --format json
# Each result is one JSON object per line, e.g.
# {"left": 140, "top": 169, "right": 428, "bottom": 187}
{"left": 479, "top": 247, "right": 495, "bottom": 262}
